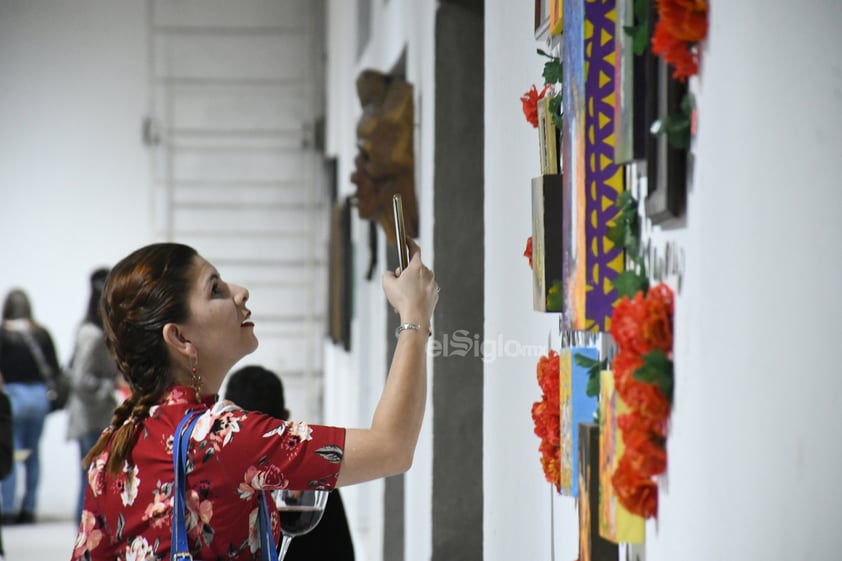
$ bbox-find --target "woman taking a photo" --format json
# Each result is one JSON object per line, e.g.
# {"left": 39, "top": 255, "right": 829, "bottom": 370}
{"left": 71, "top": 241, "right": 437, "bottom": 561}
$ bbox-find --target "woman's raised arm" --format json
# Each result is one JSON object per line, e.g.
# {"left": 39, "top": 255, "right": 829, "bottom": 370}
{"left": 337, "top": 241, "right": 438, "bottom": 486}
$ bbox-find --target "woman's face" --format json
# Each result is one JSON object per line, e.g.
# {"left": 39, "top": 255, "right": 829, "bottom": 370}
{"left": 180, "top": 255, "right": 258, "bottom": 373}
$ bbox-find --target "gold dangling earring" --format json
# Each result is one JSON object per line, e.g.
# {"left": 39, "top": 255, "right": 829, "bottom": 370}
{"left": 191, "top": 363, "right": 202, "bottom": 403}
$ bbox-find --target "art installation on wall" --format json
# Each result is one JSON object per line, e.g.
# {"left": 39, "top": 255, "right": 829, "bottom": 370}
{"left": 524, "top": 0, "right": 707, "bottom": 548}
{"left": 349, "top": 69, "right": 418, "bottom": 246}
{"left": 613, "top": 0, "right": 648, "bottom": 163}
{"left": 559, "top": 345, "right": 599, "bottom": 497}
{"left": 599, "top": 370, "right": 645, "bottom": 543}
{"left": 531, "top": 175, "right": 565, "bottom": 312}
{"left": 561, "top": 0, "right": 624, "bottom": 332}
{"left": 579, "top": 423, "right": 620, "bottom": 561}
{"left": 560, "top": 0, "right": 587, "bottom": 329}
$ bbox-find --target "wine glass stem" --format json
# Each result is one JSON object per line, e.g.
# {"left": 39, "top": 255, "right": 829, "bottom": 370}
{"left": 278, "top": 535, "right": 293, "bottom": 560}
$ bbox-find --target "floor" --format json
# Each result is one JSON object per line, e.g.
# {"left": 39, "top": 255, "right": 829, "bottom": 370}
{"left": 2, "top": 519, "right": 78, "bottom": 560}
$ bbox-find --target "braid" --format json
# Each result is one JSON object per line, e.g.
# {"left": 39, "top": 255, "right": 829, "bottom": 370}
{"left": 83, "top": 398, "right": 134, "bottom": 470}
{"left": 84, "top": 243, "right": 198, "bottom": 475}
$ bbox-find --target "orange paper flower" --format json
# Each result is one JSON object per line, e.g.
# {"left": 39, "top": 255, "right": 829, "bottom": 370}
{"left": 524, "top": 236, "right": 534, "bottom": 269}
{"left": 532, "top": 350, "right": 562, "bottom": 491}
{"left": 520, "top": 84, "right": 552, "bottom": 128}
{"left": 609, "top": 282, "right": 675, "bottom": 518}
{"left": 612, "top": 455, "right": 659, "bottom": 518}
{"left": 651, "top": 0, "right": 708, "bottom": 81}
{"left": 658, "top": 0, "right": 708, "bottom": 42}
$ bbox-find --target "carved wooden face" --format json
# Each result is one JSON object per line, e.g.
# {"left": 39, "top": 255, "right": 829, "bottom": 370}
{"left": 350, "top": 69, "right": 418, "bottom": 246}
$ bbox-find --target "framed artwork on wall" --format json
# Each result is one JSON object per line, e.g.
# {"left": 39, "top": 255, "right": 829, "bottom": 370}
{"left": 536, "top": 0, "right": 563, "bottom": 38}
{"left": 535, "top": 0, "right": 551, "bottom": 39}
{"left": 643, "top": 0, "right": 688, "bottom": 224}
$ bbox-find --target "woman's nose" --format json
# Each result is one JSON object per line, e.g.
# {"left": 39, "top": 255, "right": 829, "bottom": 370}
{"left": 233, "top": 284, "right": 249, "bottom": 304}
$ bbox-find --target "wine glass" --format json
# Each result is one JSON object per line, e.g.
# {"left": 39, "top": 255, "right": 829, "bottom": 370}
{"left": 272, "top": 488, "right": 329, "bottom": 560}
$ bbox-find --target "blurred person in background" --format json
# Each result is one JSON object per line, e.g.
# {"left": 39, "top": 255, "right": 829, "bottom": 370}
{"left": 0, "top": 381, "right": 14, "bottom": 558}
{"left": 0, "top": 289, "right": 60, "bottom": 524}
{"left": 66, "top": 267, "right": 124, "bottom": 523}
{"left": 225, "top": 364, "right": 355, "bottom": 561}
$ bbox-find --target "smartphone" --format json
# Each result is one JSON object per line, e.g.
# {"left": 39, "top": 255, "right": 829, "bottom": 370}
{"left": 392, "top": 194, "right": 410, "bottom": 271}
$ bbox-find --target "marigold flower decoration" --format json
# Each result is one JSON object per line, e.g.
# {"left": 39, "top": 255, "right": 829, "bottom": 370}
{"left": 609, "top": 282, "right": 675, "bottom": 518}
{"left": 520, "top": 84, "right": 552, "bottom": 128}
{"left": 651, "top": 0, "right": 709, "bottom": 81}
{"left": 524, "top": 236, "right": 533, "bottom": 269}
{"left": 531, "top": 350, "right": 561, "bottom": 491}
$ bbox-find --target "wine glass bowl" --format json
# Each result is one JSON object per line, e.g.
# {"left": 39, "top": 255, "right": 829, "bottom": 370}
{"left": 271, "top": 489, "right": 329, "bottom": 559}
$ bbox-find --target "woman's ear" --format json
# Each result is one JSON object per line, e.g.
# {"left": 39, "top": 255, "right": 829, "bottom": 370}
{"left": 162, "top": 323, "right": 194, "bottom": 359}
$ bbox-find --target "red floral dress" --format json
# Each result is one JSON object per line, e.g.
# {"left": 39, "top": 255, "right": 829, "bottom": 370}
{"left": 71, "top": 386, "right": 345, "bottom": 561}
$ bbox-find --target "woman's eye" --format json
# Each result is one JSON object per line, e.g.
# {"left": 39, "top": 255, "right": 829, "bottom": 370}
{"left": 212, "top": 283, "right": 224, "bottom": 297}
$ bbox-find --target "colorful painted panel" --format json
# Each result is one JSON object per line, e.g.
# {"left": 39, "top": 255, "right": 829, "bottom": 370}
{"left": 598, "top": 370, "right": 645, "bottom": 543}
{"left": 560, "top": 346, "right": 600, "bottom": 497}
{"left": 563, "top": 0, "right": 625, "bottom": 332}
{"left": 559, "top": 348, "right": 574, "bottom": 493}
{"left": 561, "top": 0, "right": 587, "bottom": 331}
{"left": 579, "top": 423, "right": 620, "bottom": 561}
{"left": 614, "top": 0, "right": 647, "bottom": 163}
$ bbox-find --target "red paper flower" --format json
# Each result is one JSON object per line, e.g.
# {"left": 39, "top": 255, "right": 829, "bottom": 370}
{"left": 651, "top": 0, "right": 708, "bottom": 81}
{"left": 532, "top": 350, "right": 562, "bottom": 491}
{"left": 612, "top": 455, "right": 659, "bottom": 518}
{"left": 524, "top": 236, "right": 534, "bottom": 269}
{"left": 609, "top": 282, "right": 675, "bottom": 518}
{"left": 611, "top": 284, "right": 674, "bottom": 359}
{"left": 658, "top": 0, "right": 708, "bottom": 43}
{"left": 619, "top": 412, "right": 667, "bottom": 477}
{"left": 520, "top": 84, "right": 552, "bottom": 128}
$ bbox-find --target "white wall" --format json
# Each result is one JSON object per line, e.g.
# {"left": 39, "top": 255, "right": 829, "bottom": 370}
{"left": 484, "top": 1, "right": 842, "bottom": 561}
{"left": 483, "top": 3, "right": 580, "bottom": 561}
{"left": 0, "top": 0, "right": 150, "bottom": 519}
{"left": 656, "top": 1, "right": 842, "bottom": 559}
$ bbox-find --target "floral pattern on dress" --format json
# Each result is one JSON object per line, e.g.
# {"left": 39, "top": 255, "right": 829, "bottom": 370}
{"left": 119, "top": 462, "right": 141, "bottom": 506}
{"left": 87, "top": 453, "right": 108, "bottom": 497}
{"left": 237, "top": 464, "right": 289, "bottom": 500}
{"left": 70, "top": 386, "right": 344, "bottom": 561}
{"left": 142, "top": 480, "right": 173, "bottom": 529}
{"left": 73, "top": 511, "right": 104, "bottom": 560}
{"left": 125, "top": 536, "right": 156, "bottom": 561}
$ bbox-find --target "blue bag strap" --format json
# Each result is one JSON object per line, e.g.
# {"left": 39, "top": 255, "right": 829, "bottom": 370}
{"left": 171, "top": 411, "right": 202, "bottom": 561}
{"left": 171, "top": 411, "right": 279, "bottom": 561}
{"left": 258, "top": 491, "right": 280, "bottom": 561}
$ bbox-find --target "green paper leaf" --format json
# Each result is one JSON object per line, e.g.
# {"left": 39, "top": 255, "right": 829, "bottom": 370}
{"left": 574, "top": 353, "right": 600, "bottom": 368}
{"left": 548, "top": 94, "right": 562, "bottom": 114}
{"left": 612, "top": 270, "right": 649, "bottom": 299}
{"left": 607, "top": 224, "right": 625, "bottom": 246}
{"left": 543, "top": 61, "right": 563, "bottom": 85}
{"left": 623, "top": 25, "right": 636, "bottom": 38}
{"left": 552, "top": 112, "right": 563, "bottom": 130}
{"left": 633, "top": 25, "right": 648, "bottom": 56}
{"left": 633, "top": 349, "right": 674, "bottom": 402}
{"left": 634, "top": 0, "right": 647, "bottom": 23}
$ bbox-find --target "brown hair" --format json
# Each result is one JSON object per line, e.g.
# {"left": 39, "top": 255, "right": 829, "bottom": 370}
{"left": 2, "top": 289, "right": 33, "bottom": 321}
{"left": 84, "top": 243, "right": 198, "bottom": 474}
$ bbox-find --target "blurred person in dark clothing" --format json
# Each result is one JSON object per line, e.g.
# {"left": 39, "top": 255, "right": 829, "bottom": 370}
{"left": 0, "top": 289, "right": 60, "bottom": 524}
{"left": 225, "top": 365, "right": 355, "bottom": 561}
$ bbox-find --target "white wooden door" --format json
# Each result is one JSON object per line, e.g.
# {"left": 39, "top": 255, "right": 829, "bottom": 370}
{"left": 147, "top": 0, "right": 328, "bottom": 418}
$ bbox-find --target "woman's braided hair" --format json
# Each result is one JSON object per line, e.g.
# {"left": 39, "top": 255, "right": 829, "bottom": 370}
{"left": 84, "top": 243, "right": 198, "bottom": 474}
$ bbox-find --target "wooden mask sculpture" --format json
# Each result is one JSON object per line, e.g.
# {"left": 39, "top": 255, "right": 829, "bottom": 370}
{"left": 350, "top": 69, "right": 418, "bottom": 245}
